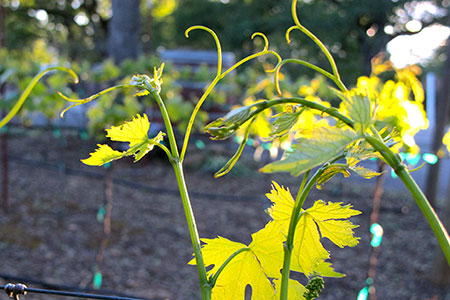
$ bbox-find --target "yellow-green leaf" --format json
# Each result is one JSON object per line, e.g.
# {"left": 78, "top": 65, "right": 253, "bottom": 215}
{"left": 316, "top": 165, "right": 350, "bottom": 190}
{"left": 129, "top": 131, "right": 165, "bottom": 162}
{"left": 290, "top": 213, "right": 330, "bottom": 276}
{"left": 313, "top": 261, "right": 345, "bottom": 278}
{"left": 81, "top": 144, "right": 125, "bottom": 166}
{"left": 270, "top": 106, "right": 303, "bottom": 137}
{"left": 248, "top": 221, "right": 285, "bottom": 278}
{"left": 266, "top": 182, "right": 295, "bottom": 227}
{"left": 337, "top": 90, "right": 373, "bottom": 134}
{"left": 260, "top": 127, "right": 360, "bottom": 176}
{"left": 190, "top": 235, "right": 275, "bottom": 300}
{"left": 106, "top": 113, "right": 150, "bottom": 147}
{"left": 273, "top": 278, "right": 306, "bottom": 300}
{"left": 266, "top": 182, "right": 361, "bottom": 277}
{"left": 214, "top": 118, "right": 255, "bottom": 178}
{"left": 83, "top": 114, "right": 164, "bottom": 165}
{"left": 349, "top": 165, "right": 383, "bottom": 179}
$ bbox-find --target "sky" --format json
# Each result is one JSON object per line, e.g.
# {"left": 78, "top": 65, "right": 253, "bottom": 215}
{"left": 387, "top": 1, "right": 449, "bottom": 68}
{"left": 388, "top": 24, "right": 450, "bottom": 68}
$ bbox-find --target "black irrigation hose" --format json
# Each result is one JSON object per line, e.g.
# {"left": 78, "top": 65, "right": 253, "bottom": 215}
{"left": 0, "top": 283, "right": 148, "bottom": 300}
{"left": 0, "top": 274, "right": 151, "bottom": 300}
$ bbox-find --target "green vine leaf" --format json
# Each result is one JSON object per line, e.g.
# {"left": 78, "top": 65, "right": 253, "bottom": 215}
{"left": 260, "top": 127, "right": 361, "bottom": 176}
{"left": 270, "top": 105, "right": 304, "bottom": 137}
{"left": 82, "top": 114, "right": 165, "bottom": 166}
{"left": 266, "top": 182, "right": 360, "bottom": 276}
{"left": 345, "top": 141, "right": 380, "bottom": 167}
{"left": 214, "top": 118, "right": 256, "bottom": 178}
{"left": 336, "top": 90, "right": 373, "bottom": 134}
{"left": 129, "top": 63, "right": 164, "bottom": 93}
{"left": 349, "top": 165, "right": 383, "bottom": 179}
{"left": 81, "top": 144, "right": 125, "bottom": 166}
{"left": 273, "top": 278, "right": 306, "bottom": 300}
{"left": 316, "top": 165, "right": 350, "bottom": 190}
{"left": 205, "top": 105, "right": 254, "bottom": 140}
{"left": 189, "top": 221, "right": 285, "bottom": 299}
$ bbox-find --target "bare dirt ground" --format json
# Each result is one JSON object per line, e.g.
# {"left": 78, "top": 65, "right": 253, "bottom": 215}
{"left": 0, "top": 129, "right": 449, "bottom": 300}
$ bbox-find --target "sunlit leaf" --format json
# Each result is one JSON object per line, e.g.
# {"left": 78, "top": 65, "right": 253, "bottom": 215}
{"left": 313, "top": 261, "right": 344, "bottom": 278}
{"left": 129, "top": 131, "right": 165, "bottom": 162}
{"left": 270, "top": 105, "right": 303, "bottom": 137}
{"left": 81, "top": 144, "right": 125, "bottom": 166}
{"left": 214, "top": 118, "right": 255, "bottom": 178}
{"left": 349, "top": 166, "right": 382, "bottom": 179}
{"left": 266, "top": 183, "right": 361, "bottom": 276}
{"left": 266, "top": 181, "right": 295, "bottom": 226}
{"left": 273, "top": 278, "right": 306, "bottom": 300}
{"left": 106, "top": 113, "right": 150, "bottom": 147}
{"left": 260, "top": 127, "right": 360, "bottom": 176}
{"left": 205, "top": 106, "right": 254, "bottom": 140}
{"left": 306, "top": 200, "right": 361, "bottom": 248}
{"left": 189, "top": 224, "right": 280, "bottom": 300}
{"left": 83, "top": 114, "right": 164, "bottom": 166}
{"left": 345, "top": 141, "right": 380, "bottom": 167}
{"left": 248, "top": 221, "right": 285, "bottom": 278}
{"left": 316, "top": 165, "right": 350, "bottom": 190}
{"left": 337, "top": 90, "right": 373, "bottom": 134}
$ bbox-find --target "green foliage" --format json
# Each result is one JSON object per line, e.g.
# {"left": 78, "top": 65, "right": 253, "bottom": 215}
{"left": 0, "top": 47, "right": 78, "bottom": 121}
{"left": 261, "top": 127, "right": 360, "bottom": 176}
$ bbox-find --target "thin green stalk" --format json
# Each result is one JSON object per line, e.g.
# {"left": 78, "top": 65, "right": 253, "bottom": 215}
{"left": 150, "top": 90, "right": 211, "bottom": 299}
{"left": 0, "top": 66, "right": 78, "bottom": 128}
{"left": 180, "top": 76, "right": 221, "bottom": 162}
{"left": 274, "top": 59, "right": 346, "bottom": 95}
{"left": 150, "top": 91, "right": 180, "bottom": 158}
{"left": 364, "top": 134, "right": 450, "bottom": 266}
{"left": 296, "top": 170, "right": 311, "bottom": 203}
{"left": 172, "top": 161, "right": 211, "bottom": 300}
{"left": 290, "top": 0, "right": 345, "bottom": 89}
{"left": 180, "top": 30, "right": 281, "bottom": 163}
{"left": 280, "top": 167, "right": 326, "bottom": 300}
{"left": 209, "top": 247, "right": 250, "bottom": 288}
{"left": 153, "top": 142, "right": 172, "bottom": 161}
{"left": 227, "top": 98, "right": 354, "bottom": 131}
{"left": 181, "top": 25, "right": 223, "bottom": 163}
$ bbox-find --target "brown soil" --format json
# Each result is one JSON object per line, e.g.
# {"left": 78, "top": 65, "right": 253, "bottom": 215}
{"left": 0, "top": 129, "right": 449, "bottom": 300}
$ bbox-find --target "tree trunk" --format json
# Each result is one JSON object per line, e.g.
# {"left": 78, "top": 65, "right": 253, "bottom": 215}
{"left": 0, "top": 1, "right": 7, "bottom": 214}
{"left": 425, "top": 16, "right": 450, "bottom": 205}
{"left": 430, "top": 16, "right": 450, "bottom": 285}
{"left": 107, "top": 0, "right": 141, "bottom": 64}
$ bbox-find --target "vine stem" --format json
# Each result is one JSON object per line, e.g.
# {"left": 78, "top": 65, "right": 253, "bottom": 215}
{"left": 290, "top": 0, "right": 345, "bottom": 89}
{"left": 280, "top": 167, "right": 324, "bottom": 300}
{"left": 364, "top": 134, "right": 450, "bottom": 266}
{"left": 0, "top": 66, "right": 78, "bottom": 129}
{"left": 266, "top": 97, "right": 450, "bottom": 299}
{"left": 150, "top": 91, "right": 211, "bottom": 300}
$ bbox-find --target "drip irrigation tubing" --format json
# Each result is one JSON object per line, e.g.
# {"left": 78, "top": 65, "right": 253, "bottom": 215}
{"left": 0, "top": 275, "right": 151, "bottom": 300}
{"left": 0, "top": 283, "right": 148, "bottom": 300}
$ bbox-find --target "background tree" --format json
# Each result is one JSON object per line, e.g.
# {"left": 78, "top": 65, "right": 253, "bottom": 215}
{"left": 169, "top": 0, "right": 448, "bottom": 83}
{"left": 107, "top": 0, "right": 140, "bottom": 63}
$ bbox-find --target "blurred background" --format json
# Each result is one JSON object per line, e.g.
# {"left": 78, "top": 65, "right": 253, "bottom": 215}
{"left": 0, "top": 0, "right": 450, "bottom": 299}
